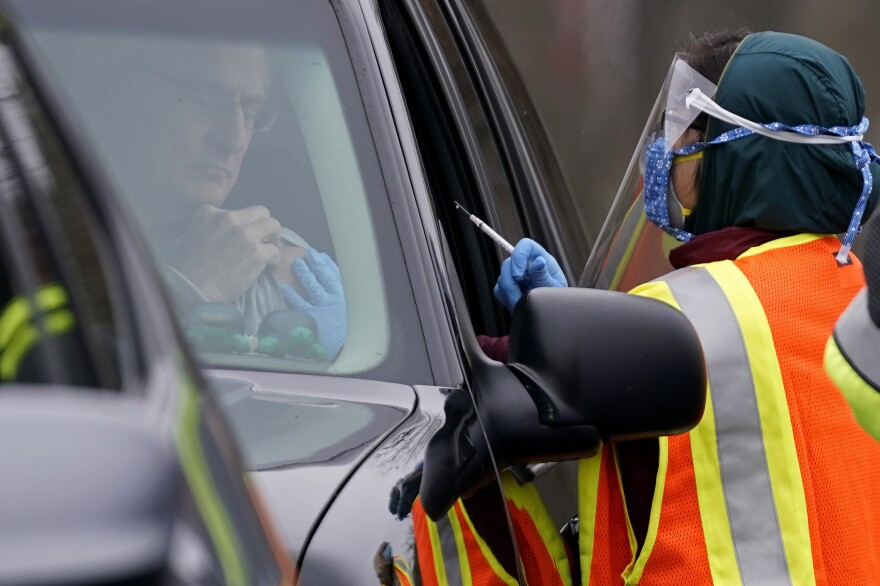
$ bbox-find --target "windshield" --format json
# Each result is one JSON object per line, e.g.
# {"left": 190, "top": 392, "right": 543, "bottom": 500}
{"left": 13, "top": 0, "right": 432, "bottom": 385}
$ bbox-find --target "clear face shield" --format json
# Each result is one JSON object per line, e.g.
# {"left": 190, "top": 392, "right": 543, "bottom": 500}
{"left": 580, "top": 55, "right": 716, "bottom": 290}
{"left": 582, "top": 51, "right": 875, "bottom": 290}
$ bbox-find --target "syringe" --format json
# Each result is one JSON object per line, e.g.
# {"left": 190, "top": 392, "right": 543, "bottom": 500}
{"left": 454, "top": 202, "right": 515, "bottom": 255}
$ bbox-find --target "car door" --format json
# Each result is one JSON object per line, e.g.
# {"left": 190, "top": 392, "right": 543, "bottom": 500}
{"left": 7, "top": 0, "right": 526, "bottom": 583}
{"left": 378, "top": 0, "right": 593, "bottom": 581}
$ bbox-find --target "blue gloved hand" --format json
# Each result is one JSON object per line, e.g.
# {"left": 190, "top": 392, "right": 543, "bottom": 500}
{"left": 493, "top": 238, "right": 568, "bottom": 311}
{"left": 281, "top": 248, "right": 347, "bottom": 360}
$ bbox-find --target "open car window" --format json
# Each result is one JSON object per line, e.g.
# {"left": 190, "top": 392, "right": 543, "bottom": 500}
{"left": 16, "top": 0, "right": 433, "bottom": 385}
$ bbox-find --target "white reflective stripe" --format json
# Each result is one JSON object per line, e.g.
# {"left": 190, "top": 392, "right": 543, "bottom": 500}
{"left": 435, "top": 513, "right": 464, "bottom": 586}
{"left": 686, "top": 88, "right": 862, "bottom": 144}
{"left": 666, "top": 267, "right": 792, "bottom": 586}
{"left": 834, "top": 289, "right": 880, "bottom": 386}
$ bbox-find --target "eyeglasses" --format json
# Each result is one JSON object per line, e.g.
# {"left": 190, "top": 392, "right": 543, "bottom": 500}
{"left": 150, "top": 68, "right": 277, "bottom": 132}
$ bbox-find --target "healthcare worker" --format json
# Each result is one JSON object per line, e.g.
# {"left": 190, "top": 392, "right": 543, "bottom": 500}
{"left": 496, "top": 30, "right": 880, "bottom": 584}
{"left": 825, "top": 217, "right": 880, "bottom": 441}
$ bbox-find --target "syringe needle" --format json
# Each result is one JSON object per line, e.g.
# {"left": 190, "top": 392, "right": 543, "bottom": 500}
{"left": 454, "top": 202, "right": 515, "bottom": 254}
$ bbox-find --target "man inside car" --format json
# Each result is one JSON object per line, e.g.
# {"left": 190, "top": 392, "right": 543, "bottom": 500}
{"left": 68, "top": 38, "right": 347, "bottom": 359}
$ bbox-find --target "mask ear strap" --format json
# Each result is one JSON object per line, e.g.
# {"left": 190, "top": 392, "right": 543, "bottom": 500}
{"left": 837, "top": 141, "right": 880, "bottom": 265}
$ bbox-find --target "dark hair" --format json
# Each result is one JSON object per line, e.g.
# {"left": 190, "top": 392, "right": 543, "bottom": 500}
{"left": 682, "top": 28, "right": 752, "bottom": 83}
{"left": 681, "top": 28, "right": 751, "bottom": 132}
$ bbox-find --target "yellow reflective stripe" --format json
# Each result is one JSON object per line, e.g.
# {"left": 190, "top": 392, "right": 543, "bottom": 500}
{"left": 1, "top": 322, "right": 37, "bottom": 380}
{"left": 0, "top": 296, "right": 30, "bottom": 350}
{"left": 0, "top": 283, "right": 74, "bottom": 379}
{"left": 706, "top": 262, "right": 814, "bottom": 586}
{"left": 629, "top": 277, "right": 679, "bottom": 307}
{"left": 44, "top": 309, "right": 75, "bottom": 337}
{"left": 393, "top": 556, "right": 414, "bottom": 586}
{"left": 607, "top": 199, "right": 649, "bottom": 292}
{"left": 825, "top": 336, "right": 880, "bottom": 441}
{"left": 635, "top": 277, "right": 741, "bottom": 584}
{"left": 577, "top": 453, "right": 602, "bottom": 586}
{"left": 630, "top": 275, "right": 744, "bottom": 584}
{"left": 625, "top": 281, "right": 693, "bottom": 583}
{"left": 425, "top": 509, "right": 461, "bottom": 586}
{"left": 446, "top": 509, "right": 472, "bottom": 586}
{"left": 735, "top": 233, "right": 827, "bottom": 259}
{"left": 176, "top": 383, "right": 247, "bottom": 586}
{"left": 691, "top": 378, "right": 740, "bottom": 585}
{"left": 500, "top": 472, "right": 572, "bottom": 585}
{"left": 424, "top": 512, "right": 450, "bottom": 585}
{"left": 623, "top": 438, "right": 669, "bottom": 586}
{"left": 453, "top": 501, "right": 518, "bottom": 586}
{"left": 34, "top": 283, "right": 68, "bottom": 312}
{"left": 0, "top": 283, "right": 71, "bottom": 346}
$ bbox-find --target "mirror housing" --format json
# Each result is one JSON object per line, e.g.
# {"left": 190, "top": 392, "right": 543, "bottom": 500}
{"left": 420, "top": 287, "right": 706, "bottom": 520}
{"left": 507, "top": 287, "right": 706, "bottom": 439}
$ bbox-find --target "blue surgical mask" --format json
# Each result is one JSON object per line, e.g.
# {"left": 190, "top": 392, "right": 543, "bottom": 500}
{"left": 643, "top": 137, "right": 705, "bottom": 242}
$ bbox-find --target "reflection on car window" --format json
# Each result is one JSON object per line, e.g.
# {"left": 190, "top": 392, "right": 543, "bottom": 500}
{"left": 21, "top": 0, "right": 432, "bottom": 385}
{"left": 0, "top": 40, "right": 132, "bottom": 388}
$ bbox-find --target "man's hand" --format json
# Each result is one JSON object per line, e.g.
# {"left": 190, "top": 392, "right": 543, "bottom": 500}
{"left": 272, "top": 244, "right": 307, "bottom": 293}
{"left": 171, "top": 205, "right": 281, "bottom": 302}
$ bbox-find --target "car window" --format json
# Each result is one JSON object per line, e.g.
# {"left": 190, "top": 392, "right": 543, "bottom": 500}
{"left": 0, "top": 39, "right": 138, "bottom": 389}
{"left": 441, "top": 0, "right": 594, "bottom": 278}
{"left": 16, "top": 0, "right": 433, "bottom": 386}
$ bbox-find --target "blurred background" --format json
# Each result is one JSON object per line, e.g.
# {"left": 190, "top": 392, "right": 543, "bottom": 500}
{"left": 476, "top": 0, "right": 880, "bottom": 249}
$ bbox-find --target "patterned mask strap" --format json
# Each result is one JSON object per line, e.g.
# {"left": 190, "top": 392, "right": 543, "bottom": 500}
{"left": 685, "top": 88, "right": 877, "bottom": 263}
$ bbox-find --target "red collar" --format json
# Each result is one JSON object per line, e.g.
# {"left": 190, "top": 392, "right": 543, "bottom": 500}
{"left": 668, "top": 226, "right": 794, "bottom": 269}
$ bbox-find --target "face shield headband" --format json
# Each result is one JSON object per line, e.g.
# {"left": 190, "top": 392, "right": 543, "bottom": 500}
{"left": 645, "top": 86, "right": 879, "bottom": 265}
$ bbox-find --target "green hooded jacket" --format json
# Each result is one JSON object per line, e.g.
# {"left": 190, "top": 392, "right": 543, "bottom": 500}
{"left": 690, "top": 31, "right": 879, "bottom": 236}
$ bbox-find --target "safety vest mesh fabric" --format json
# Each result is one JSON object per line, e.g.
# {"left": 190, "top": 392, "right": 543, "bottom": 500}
{"left": 577, "top": 445, "right": 633, "bottom": 585}
{"left": 412, "top": 496, "right": 518, "bottom": 586}
{"left": 500, "top": 473, "right": 572, "bottom": 586}
{"left": 620, "top": 234, "right": 880, "bottom": 585}
{"left": 412, "top": 473, "right": 574, "bottom": 586}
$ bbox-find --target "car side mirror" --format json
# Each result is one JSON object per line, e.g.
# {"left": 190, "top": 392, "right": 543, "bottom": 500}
{"left": 506, "top": 287, "right": 706, "bottom": 439}
{"left": 420, "top": 287, "right": 706, "bottom": 520}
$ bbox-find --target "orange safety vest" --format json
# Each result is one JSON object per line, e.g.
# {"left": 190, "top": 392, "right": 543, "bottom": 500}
{"left": 393, "top": 555, "right": 415, "bottom": 586}
{"left": 412, "top": 470, "right": 574, "bottom": 585}
{"left": 610, "top": 234, "right": 880, "bottom": 584}
{"left": 577, "top": 445, "right": 634, "bottom": 585}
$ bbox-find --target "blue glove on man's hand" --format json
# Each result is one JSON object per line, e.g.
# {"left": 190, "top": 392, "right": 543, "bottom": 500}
{"left": 493, "top": 238, "right": 568, "bottom": 311}
{"left": 282, "top": 248, "right": 347, "bottom": 360}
